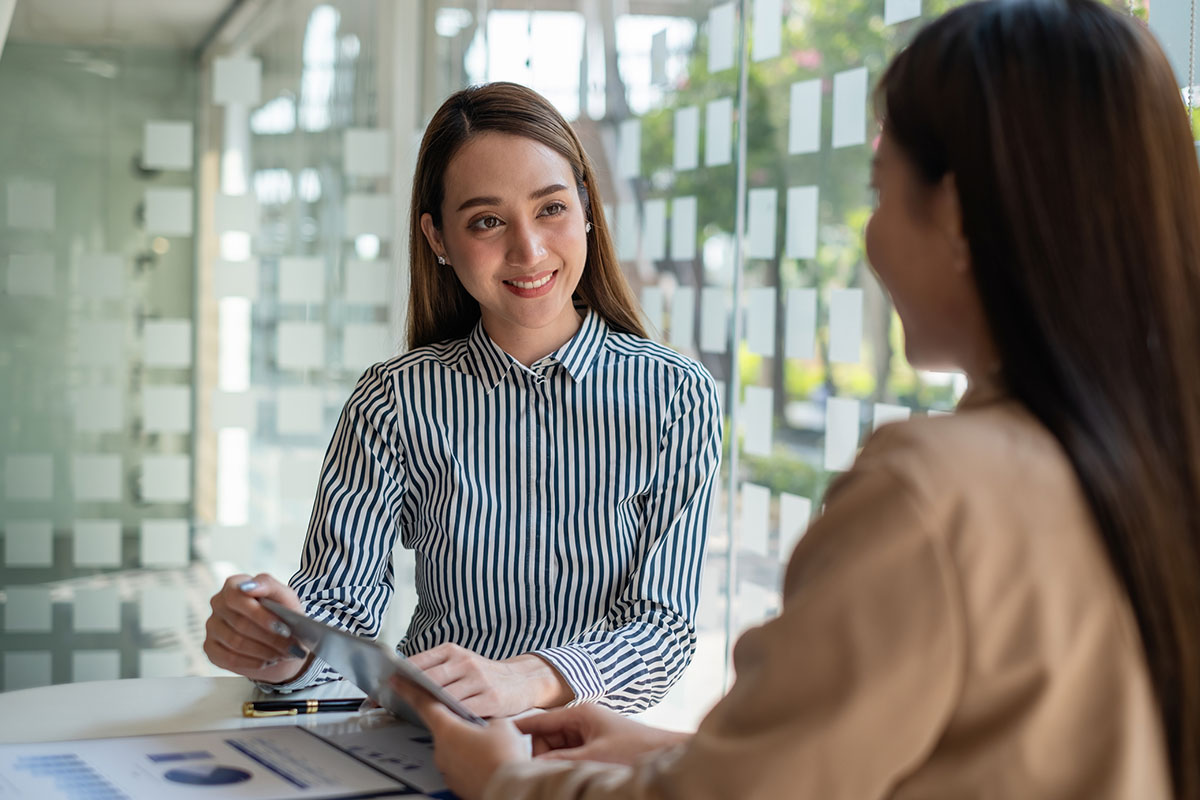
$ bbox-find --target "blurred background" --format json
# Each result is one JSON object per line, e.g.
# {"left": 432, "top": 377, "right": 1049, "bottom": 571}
{"left": 0, "top": 0, "right": 1190, "bottom": 729}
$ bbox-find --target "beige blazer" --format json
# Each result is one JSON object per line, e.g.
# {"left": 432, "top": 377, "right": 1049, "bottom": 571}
{"left": 487, "top": 384, "right": 1172, "bottom": 799}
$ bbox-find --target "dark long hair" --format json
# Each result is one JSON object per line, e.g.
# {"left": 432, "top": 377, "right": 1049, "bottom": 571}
{"left": 406, "top": 81, "right": 647, "bottom": 349}
{"left": 877, "top": 0, "right": 1200, "bottom": 794}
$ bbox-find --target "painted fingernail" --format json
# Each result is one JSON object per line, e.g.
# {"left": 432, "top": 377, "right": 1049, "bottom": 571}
{"left": 238, "top": 580, "right": 258, "bottom": 592}
{"left": 264, "top": 659, "right": 279, "bottom": 667}
{"left": 288, "top": 644, "right": 306, "bottom": 659}
{"left": 270, "top": 621, "right": 291, "bottom": 637}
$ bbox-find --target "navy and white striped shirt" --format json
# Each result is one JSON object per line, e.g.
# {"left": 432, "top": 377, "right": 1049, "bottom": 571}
{"left": 273, "top": 308, "right": 722, "bottom": 712}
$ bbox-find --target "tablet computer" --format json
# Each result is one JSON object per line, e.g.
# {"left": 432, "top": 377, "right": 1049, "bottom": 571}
{"left": 261, "top": 599, "right": 486, "bottom": 727}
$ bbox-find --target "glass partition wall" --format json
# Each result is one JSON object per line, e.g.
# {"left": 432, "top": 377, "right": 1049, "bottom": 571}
{"left": 7, "top": 0, "right": 1178, "bottom": 729}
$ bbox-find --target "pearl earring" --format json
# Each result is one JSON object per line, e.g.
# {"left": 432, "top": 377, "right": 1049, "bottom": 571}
{"left": 437, "top": 255, "right": 447, "bottom": 266}
{"left": 585, "top": 222, "right": 593, "bottom": 233}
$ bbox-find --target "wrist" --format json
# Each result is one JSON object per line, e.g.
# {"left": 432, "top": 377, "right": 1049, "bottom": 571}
{"left": 509, "top": 654, "right": 574, "bottom": 708}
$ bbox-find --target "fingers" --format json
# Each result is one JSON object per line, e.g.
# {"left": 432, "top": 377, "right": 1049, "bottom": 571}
{"left": 407, "top": 642, "right": 460, "bottom": 671}
{"left": 515, "top": 707, "right": 588, "bottom": 736}
{"left": 206, "top": 573, "right": 305, "bottom": 668}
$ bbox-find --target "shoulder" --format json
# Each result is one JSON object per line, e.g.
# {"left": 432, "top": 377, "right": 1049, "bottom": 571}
{"left": 345, "top": 338, "right": 470, "bottom": 407}
{"left": 600, "top": 330, "right": 718, "bottom": 392}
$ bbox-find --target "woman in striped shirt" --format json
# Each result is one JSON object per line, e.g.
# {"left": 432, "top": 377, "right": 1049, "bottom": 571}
{"left": 203, "top": 82, "right": 723, "bottom": 718}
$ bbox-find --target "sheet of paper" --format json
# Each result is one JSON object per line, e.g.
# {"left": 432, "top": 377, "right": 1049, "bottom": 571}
{"left": 279, "top": 256, "right": 326, "bottom": 304}
{"left": 73, "top": 651, "right": 121, "bottom": 683}
{"left": 5, "top": 652, "right": 52, "bottom": 691}
{"left": 277, "top": 322, "right": 326, "bottom": 371}
{"left": 143, "top": 385, "right": 191, "bottom": 433}
{"left": 651, "top": 28, "right": 668, "bottom": 85}
{"left": 316, "top": 717, "right": 449, "bottom": 796}
{"left": 743, "top": 385, "right": 774, "bottom": 456}
{"left": 73, "top": 587, "right": 120, "bottom": 633}
{"left": 708, "top": 2, "right": 736, "bottom": 72}
{"left": 207, "top": 524, "right": 253, "bottom": 565}
{"left": 140, "top": 587, "right": 186, "bottom": 631}
{"left": 139, "top": 649, "right": 186, "bottom": 678}
{"left": 640, "top": 286, "right": 664, "bottom": 335}
{"left": 641, "top": 199, "right": 667, "bottom": 262}
{"left": 344, "top": 194, "right": 394, "bottom": 239}
{"left": 674, "top": 106, "right": 700, "bottom": 171}
{"left": 77, "top": 320, "right": 124, "bottom": 367}
{"left": 670, "top": 195, "right": 697, "bottom": 261}
{"left": 4, "top": 586, "right": 51, "bottom": 632}
{"left": 786, "top": 185, "right": 819, "bottom": 259}
{"left": 78, "top": 253, "right": 124, "bottom": 299}
{"left": 344, "top": 322, "right": 394, "bottom": 370}
{"left": 829, "top": 287, "right": 864, "bottom": 364}
{"left": 740, "top": 482, "right": 771, "bottom": 556}
{"left": 143, "top": 121, "right": 193, "bottom": 171}
{"left": 616, "top": 202, "right": 639, "bottom": 261}
{"left": 344, "top": 128, "right": 391, "bottom": 177}
{"left": 700, "top": 287, "right": 728, "bottom": 353}
{"left": 73, "top": 454, "right": 122, "bottom": 501}
{"left": 824, "top": 396, "right": 861, "bottom": 471}
{"left": 281, "top": 450, "right": 323, "bottom": 501}
{"left": 832, "top": 66, "right": 869, "bottom": 148}
{"left": 74, "top": 520, "right": 121, "bottom": 567}
{"left": 4, "top": 520, "right": 52, "bottom": 567}
{"left": 746, "top": 188, "right": 778, "bottom": 260}
{"left": 213, "top": 258, "right": 259, "bottom": 300}
{"left": 784, "top": 287, "right": 817, "bottom": 359}
{"left": 277, "top": 387, "right": 325, "bottom": 435}
{"left": 5, "top": 454, "right": 52, "bottom": 500}
{"left": 0, "top": 727, "right": 409, "bottom": 800}
{"left": 1149, "top": 0, "right": 1200, "bottom": 87}
{"left": 344, "top": 259, "right": 390, "bottom": 304}
{"left": 705, "top": 97, "right": 734, "bottom": 167}
{"left": 212, "top": 56, "right": 262, "bottom": 105}
{"left": 7, "top": 252, "right": 54, "bottom": 297}
{"left": 6, "top": 179, "right": 54, "bottom": 230}
{"left": 144, "top": 319, "right": 193, "bottom": 368}
{"left": 737, "top": 581, "right": 779, "bottom": 631}
{"left": 214, "top": 193, "right": 258, "bottom": 233}
{"left": 144, "top": 188, "right": 193, "bottom": 237}
{"left": 873, "top": 402, "right": 911, "bottom": 430}
{"left": 885, "top": 0, "right": 922, "bottom": 24}
{"left": 753, "top": 0, "right": 782, "bottom": 61}
{"left": 618, "top": 118, "right": 641, "bottom": 180}
{"left": 788, "top": 79, "right": 822, "bottom": 155}
{"left": 212, "top": 390, "right": 257, "bottom": 432}
{"left": 745, "top": 287, "right": 776, "bottom": 356}
{"left": 669, "top": 286, "right": 696, "bottom": 349}
{"left": 74, "top": 384, "right": 123, "bottom": 433}
{"left": 779, "top": 492, "right": 813, "bottom": 560}
{"left": 140, "top": 456, "right": 191, "bottom": 503}
{"left": 140, "top": 519, "right": 189, "bottom": 567}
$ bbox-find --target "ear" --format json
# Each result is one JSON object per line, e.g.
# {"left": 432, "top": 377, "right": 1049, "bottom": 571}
{"left": 419, "top": 213, "right": 447, "bottom": 261}
{"left": 933, "top": 173, "right": 970, "bottom": 274}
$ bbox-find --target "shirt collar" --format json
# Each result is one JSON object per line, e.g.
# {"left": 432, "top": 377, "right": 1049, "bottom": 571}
{"left": 460, "top": 307, "right": 609, "bottom": 393}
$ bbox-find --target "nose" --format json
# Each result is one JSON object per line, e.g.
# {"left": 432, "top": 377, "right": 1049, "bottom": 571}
{"left": 505, "top": 218, "right": 546, "bottom": 267}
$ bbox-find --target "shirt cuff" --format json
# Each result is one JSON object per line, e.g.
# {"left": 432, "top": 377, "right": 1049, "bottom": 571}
{"left": 253, "top": 654, "right": 340, "bottom": 694}
{"left": 533, "top": 644, "right": 605, "bottom": 705}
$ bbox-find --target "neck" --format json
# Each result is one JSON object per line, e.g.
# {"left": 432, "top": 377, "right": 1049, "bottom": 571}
{"left": 483, "top": 307, "right": 584, "bottom": 367}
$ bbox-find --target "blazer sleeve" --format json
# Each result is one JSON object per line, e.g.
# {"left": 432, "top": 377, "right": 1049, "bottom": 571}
{"left": 487, "top": 454, "right": 966, "bottom": 799}
{"left": 534, "top": 367, "right": 723, "bottom": 712}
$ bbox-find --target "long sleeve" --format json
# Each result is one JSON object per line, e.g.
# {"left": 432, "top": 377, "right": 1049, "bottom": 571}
{"left": 534, "top": 368, "right": 723, "bottom": 712}
{"left": 265, "top": 363, "right": 409, "bottom": 693}
{"left": 487, "top": 458, "right": 966, "bottom": 798}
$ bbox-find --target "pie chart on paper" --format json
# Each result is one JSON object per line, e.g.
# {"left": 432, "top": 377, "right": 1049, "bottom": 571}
{"left": 163, "top": 765, "right": 253, "bottom": 786}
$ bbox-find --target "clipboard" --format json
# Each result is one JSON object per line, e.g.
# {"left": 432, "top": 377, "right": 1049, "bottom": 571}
{"left": 261, "top": 599, "right": 487, "bottom": 728}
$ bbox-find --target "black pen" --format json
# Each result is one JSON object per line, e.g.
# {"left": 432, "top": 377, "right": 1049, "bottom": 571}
{"left": 242, "top": 697, "right": 368, "bottom": 718}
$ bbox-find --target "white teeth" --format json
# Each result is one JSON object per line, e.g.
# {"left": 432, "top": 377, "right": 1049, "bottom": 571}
{"left": 507, "top": 273, "right": 553, "bottom": 290}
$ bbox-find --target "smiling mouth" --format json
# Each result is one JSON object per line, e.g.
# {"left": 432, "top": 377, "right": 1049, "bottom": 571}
{"left": 503, "top": 271, "right": 555, "bottom": 290}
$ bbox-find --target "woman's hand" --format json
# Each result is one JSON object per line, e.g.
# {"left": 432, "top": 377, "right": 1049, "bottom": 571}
{"left": 517, "top": 704, "right": 690, "bottom": 765}
{"left": 391, "top": 675, "right": 530, "bottom": 800}
{"left": 203, "top": 573, "right": 312, "bottom": 685}
{"left": 408, "top": 643, "right": 573, "bottom": 717}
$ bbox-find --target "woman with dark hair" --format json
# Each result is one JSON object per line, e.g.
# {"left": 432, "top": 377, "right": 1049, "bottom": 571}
{"left": 397, "top": 1, "right": 1199, "bottom": 797}
{"left": 201, "top": 82, "right": 722, "bottom": 718}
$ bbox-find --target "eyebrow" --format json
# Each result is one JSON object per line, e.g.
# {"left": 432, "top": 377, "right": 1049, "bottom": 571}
{"left": 455, "top": 183, "right": 570, "bottom": 212}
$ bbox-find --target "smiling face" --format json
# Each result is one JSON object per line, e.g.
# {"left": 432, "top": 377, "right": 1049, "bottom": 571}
{"left": 419, "top": 132, "right": 589, "bottom": 362}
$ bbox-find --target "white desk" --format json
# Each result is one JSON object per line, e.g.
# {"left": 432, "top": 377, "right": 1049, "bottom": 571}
{"left": 0, "top": 676, "right": 368, "bottom": 744}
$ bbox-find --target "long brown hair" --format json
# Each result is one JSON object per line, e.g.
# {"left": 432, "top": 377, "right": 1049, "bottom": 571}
{"left": 877, "top": 0, "right": 1200, "bottom": 793}
{"left": 405, "top": 81, "right": 647, "bottom": 349}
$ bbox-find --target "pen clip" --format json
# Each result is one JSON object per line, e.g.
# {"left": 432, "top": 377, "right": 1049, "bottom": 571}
{"left": 242, "top": 702, "right": 299, "bottom": 718}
